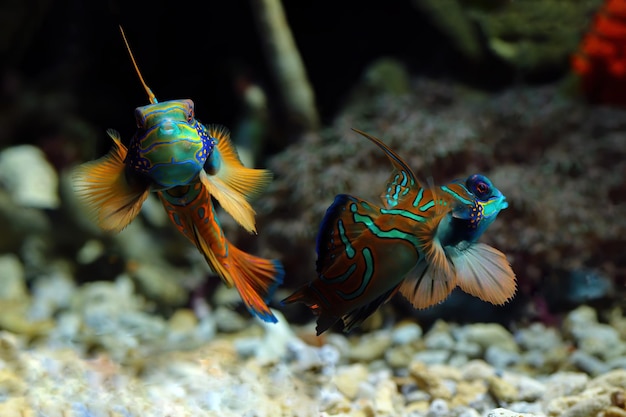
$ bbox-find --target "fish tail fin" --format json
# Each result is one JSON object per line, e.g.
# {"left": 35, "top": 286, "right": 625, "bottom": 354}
{"left": 220, "top": 243, "right": 285, "bottom": 323}
{"left": 72, "top": 129, "right": 150, "bottom": 232}
{"left": 201, "top": 125, "right": 273, "bottom": 233}
{"left": 281, "top": 285, "right": 337, "bottom": 335}
{"left": 448, "top": 242, "right": 517, "bottom": 305}
{"left": 159, "top": 184, "right": 283, "bottom": 323}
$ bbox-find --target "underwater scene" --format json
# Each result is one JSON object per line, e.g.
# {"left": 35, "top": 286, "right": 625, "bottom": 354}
{"left": 1, "top": 0, "right": 626, "bottom": 415}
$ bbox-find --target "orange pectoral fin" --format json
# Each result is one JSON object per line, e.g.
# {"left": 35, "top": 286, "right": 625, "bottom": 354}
{"left": 206, "top": 124, "right": 273, "bottom": 200}
{"left": 72, "top": 129, "right": 149, "bottom": 232}
{"left": 448, "top": 243, "right": 517, "bottom": 305}
{"left": 201, "top": 125, "right": 273, "bottom": 233}
{"left": 199, "top": 171, "right": 258, "bottom": 233}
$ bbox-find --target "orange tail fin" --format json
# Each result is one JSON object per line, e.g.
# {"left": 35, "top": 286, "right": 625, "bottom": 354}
{"left": 158, "top": 183, "right": 283, "bottom": 322}
{"left": 205, "top": 242, "right": 284, "bottom": 323}
{"left": 72, "top": 129, "right": 150, "bottom": 232}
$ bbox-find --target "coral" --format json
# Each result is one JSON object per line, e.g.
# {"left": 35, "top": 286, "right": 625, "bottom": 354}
{"left": 571, "top": 0, "right": 626, "bottom": 106}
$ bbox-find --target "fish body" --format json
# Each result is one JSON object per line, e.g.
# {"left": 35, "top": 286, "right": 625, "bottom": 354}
{"left": 72, "top": 27, "right": 283, "bottom": 323}
{"left": 283, "top": 129, "right": 516, "bottom": 334}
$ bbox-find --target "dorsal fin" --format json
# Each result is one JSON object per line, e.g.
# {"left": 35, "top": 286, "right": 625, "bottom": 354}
{"left": 352, "top": 128, "right": 423, "bottom": 208}
{"left": 119, "top": 25, "right": 158, "bottom": 104}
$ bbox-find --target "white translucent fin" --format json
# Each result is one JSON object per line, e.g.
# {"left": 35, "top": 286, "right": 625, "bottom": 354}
{"left": 448, "top": 243, "right": 517, "bottom": 305}
{"left": 398, "top": 259, "right": 457, "bottom": 309}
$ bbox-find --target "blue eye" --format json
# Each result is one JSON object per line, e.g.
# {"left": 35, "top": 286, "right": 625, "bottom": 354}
{"left": 467, "top": 174, "right": 492, "bottom": 200}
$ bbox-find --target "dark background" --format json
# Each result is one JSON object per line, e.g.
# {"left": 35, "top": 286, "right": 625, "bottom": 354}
{"left": 2, "top": 0, "right": 523, "bottom": 155}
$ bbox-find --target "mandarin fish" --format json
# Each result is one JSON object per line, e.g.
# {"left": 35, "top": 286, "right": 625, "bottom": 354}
{"left": 283, "top": 129, "right": 516, "bottom": 334}
{"left": 72, "top": 26, "right": 283, "bottom": 323}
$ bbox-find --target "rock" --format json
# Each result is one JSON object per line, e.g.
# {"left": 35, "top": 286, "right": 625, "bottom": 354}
{"left": 409, "top": 361, "right": 453, "bottom": 400}
{"left": 0, "top": 145, "right": 59, "bottom": 209}
{"left": 459, "top": 323, "right": 519, "bottom": 353}
{"left": 333, "top": 363, "right": 369, "bottom": 399}
{"left": 485, "top": 345, "right": 522, "bottom": 369}
{"left": 488, "top": 375, "right": 519, "bottom": 403}
{"left": 391, "top": 322, "right": 423, "bottom": 345}
{"left": 487, "top": 407, "right": 540, "bottom": 417}
{"left": 0, "top": 254, "right": 27, "bottom": 300}
{"left": 346, "top": 330, "right": 392, "bottom": 362}
{"left": 213, "top": 306, "right": 249, "bottom": 333}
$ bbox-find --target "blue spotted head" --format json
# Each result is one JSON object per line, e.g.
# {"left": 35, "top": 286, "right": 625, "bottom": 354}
{"left": 126, "top": 99, "right": 214, "bottom": 189}
{"left": 453, "top": 174, "right": 508, "bottom": 242}
{"left": 438, "top": 174, "right": 508, "bottom": 245}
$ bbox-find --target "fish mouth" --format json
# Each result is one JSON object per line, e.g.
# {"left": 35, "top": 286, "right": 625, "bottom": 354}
{"left": 159, "top": 120, "right": 181, "bottom": 136}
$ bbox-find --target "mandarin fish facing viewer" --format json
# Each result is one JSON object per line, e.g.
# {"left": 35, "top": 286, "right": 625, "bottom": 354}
{"left": 283, "top": 129, "right": 516, "bottom": 334}
{"left": 72, "top": 27, "right": 283, "bottom": 323}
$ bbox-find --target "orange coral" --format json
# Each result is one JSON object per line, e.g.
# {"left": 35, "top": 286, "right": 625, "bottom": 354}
{"left": 572, "top": 0, "right": 626, "bottom": 106}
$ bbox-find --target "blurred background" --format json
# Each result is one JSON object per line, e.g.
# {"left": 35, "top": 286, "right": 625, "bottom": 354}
{"left": 1, "top": 0, "right": 625, "bottom": 334}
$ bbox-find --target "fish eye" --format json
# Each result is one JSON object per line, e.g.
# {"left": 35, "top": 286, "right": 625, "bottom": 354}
{"left": 187, "top": 110, "right": 194, "bottom": 123}
{"left": 475, "top": 181, "right": 489, "bottom": 195}
{"left": 467, "top": 174, "right": 492, "bottom": 200}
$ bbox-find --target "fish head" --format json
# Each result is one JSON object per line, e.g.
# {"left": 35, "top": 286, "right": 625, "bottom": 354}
{"left": 466, "top": 174, "right": 507, "bottom": 219}
{"left": 445, "top": 174, "right": 508, "bottom": 244}
{"left": 127, "top": 99, "right": 215, "bottom": 189}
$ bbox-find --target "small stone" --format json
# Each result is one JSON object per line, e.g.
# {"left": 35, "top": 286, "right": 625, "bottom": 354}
{"left": 413, "top": 350, "right": 450, "bottom": 365}
{"left": 485, "top": 345, "right": 522, "bottom": 369}
{"left": 487, "top": 407, "right": 540, "bottom": 417}
{"left": 543, "top": 372, "right": 589, "bottom": 399}
{"left": 427, "top": 398, "right": 449, "bottom": 417}
{"left": 461, "top": 360, "right": 497, "bottom": 381}
{"left": 0, "top": 254, "right": 27, "bottom": 300}
{"left": 409, "top": 361, "right": 453, "bottom": 400}
{"left": 569, "top": 350, "right": 610, "bottom": 377}
{"left": 0, "top": 145, "right": 59, "bottom": 209}
{"left": 168, "top": 309, "right": 198, "bottom": 333}
{"left": 76, "top": 239, "right": 105, "bottom": 264}
{"left": 333, "top": 364, "right": 369, "bottom": 399}
{"left": 347, "top": 331, "right": 392, "bottom": 362}
{"left": 373, "top": 379, "right": 399, "bottom": 415}
{"left": 452, "top": 380, "right": 489, "bottom": 408}
{"left": 391, "top": 322, "right": 423, "bottom": 345}
{"left": 385, "top": 345, "right": 414, "bottom": 368}
{"left": 424, "top": 327, "right": 455, "bottom": 350}
{"left": 487, "top": 375, "right": 519, "bottom": 403}
{"left": 214, "top": 306, "right": 248, "bottom": 333}
{"left": 461, "top": 323, "right": 519, "bottom": 353}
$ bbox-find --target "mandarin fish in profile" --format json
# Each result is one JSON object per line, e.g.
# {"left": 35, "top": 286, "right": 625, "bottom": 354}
{"left": 283, "top": 129, "right": 516, "bottom": 334}
{"left": 72, "top": 26, "right": 283, "bottom": 323}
